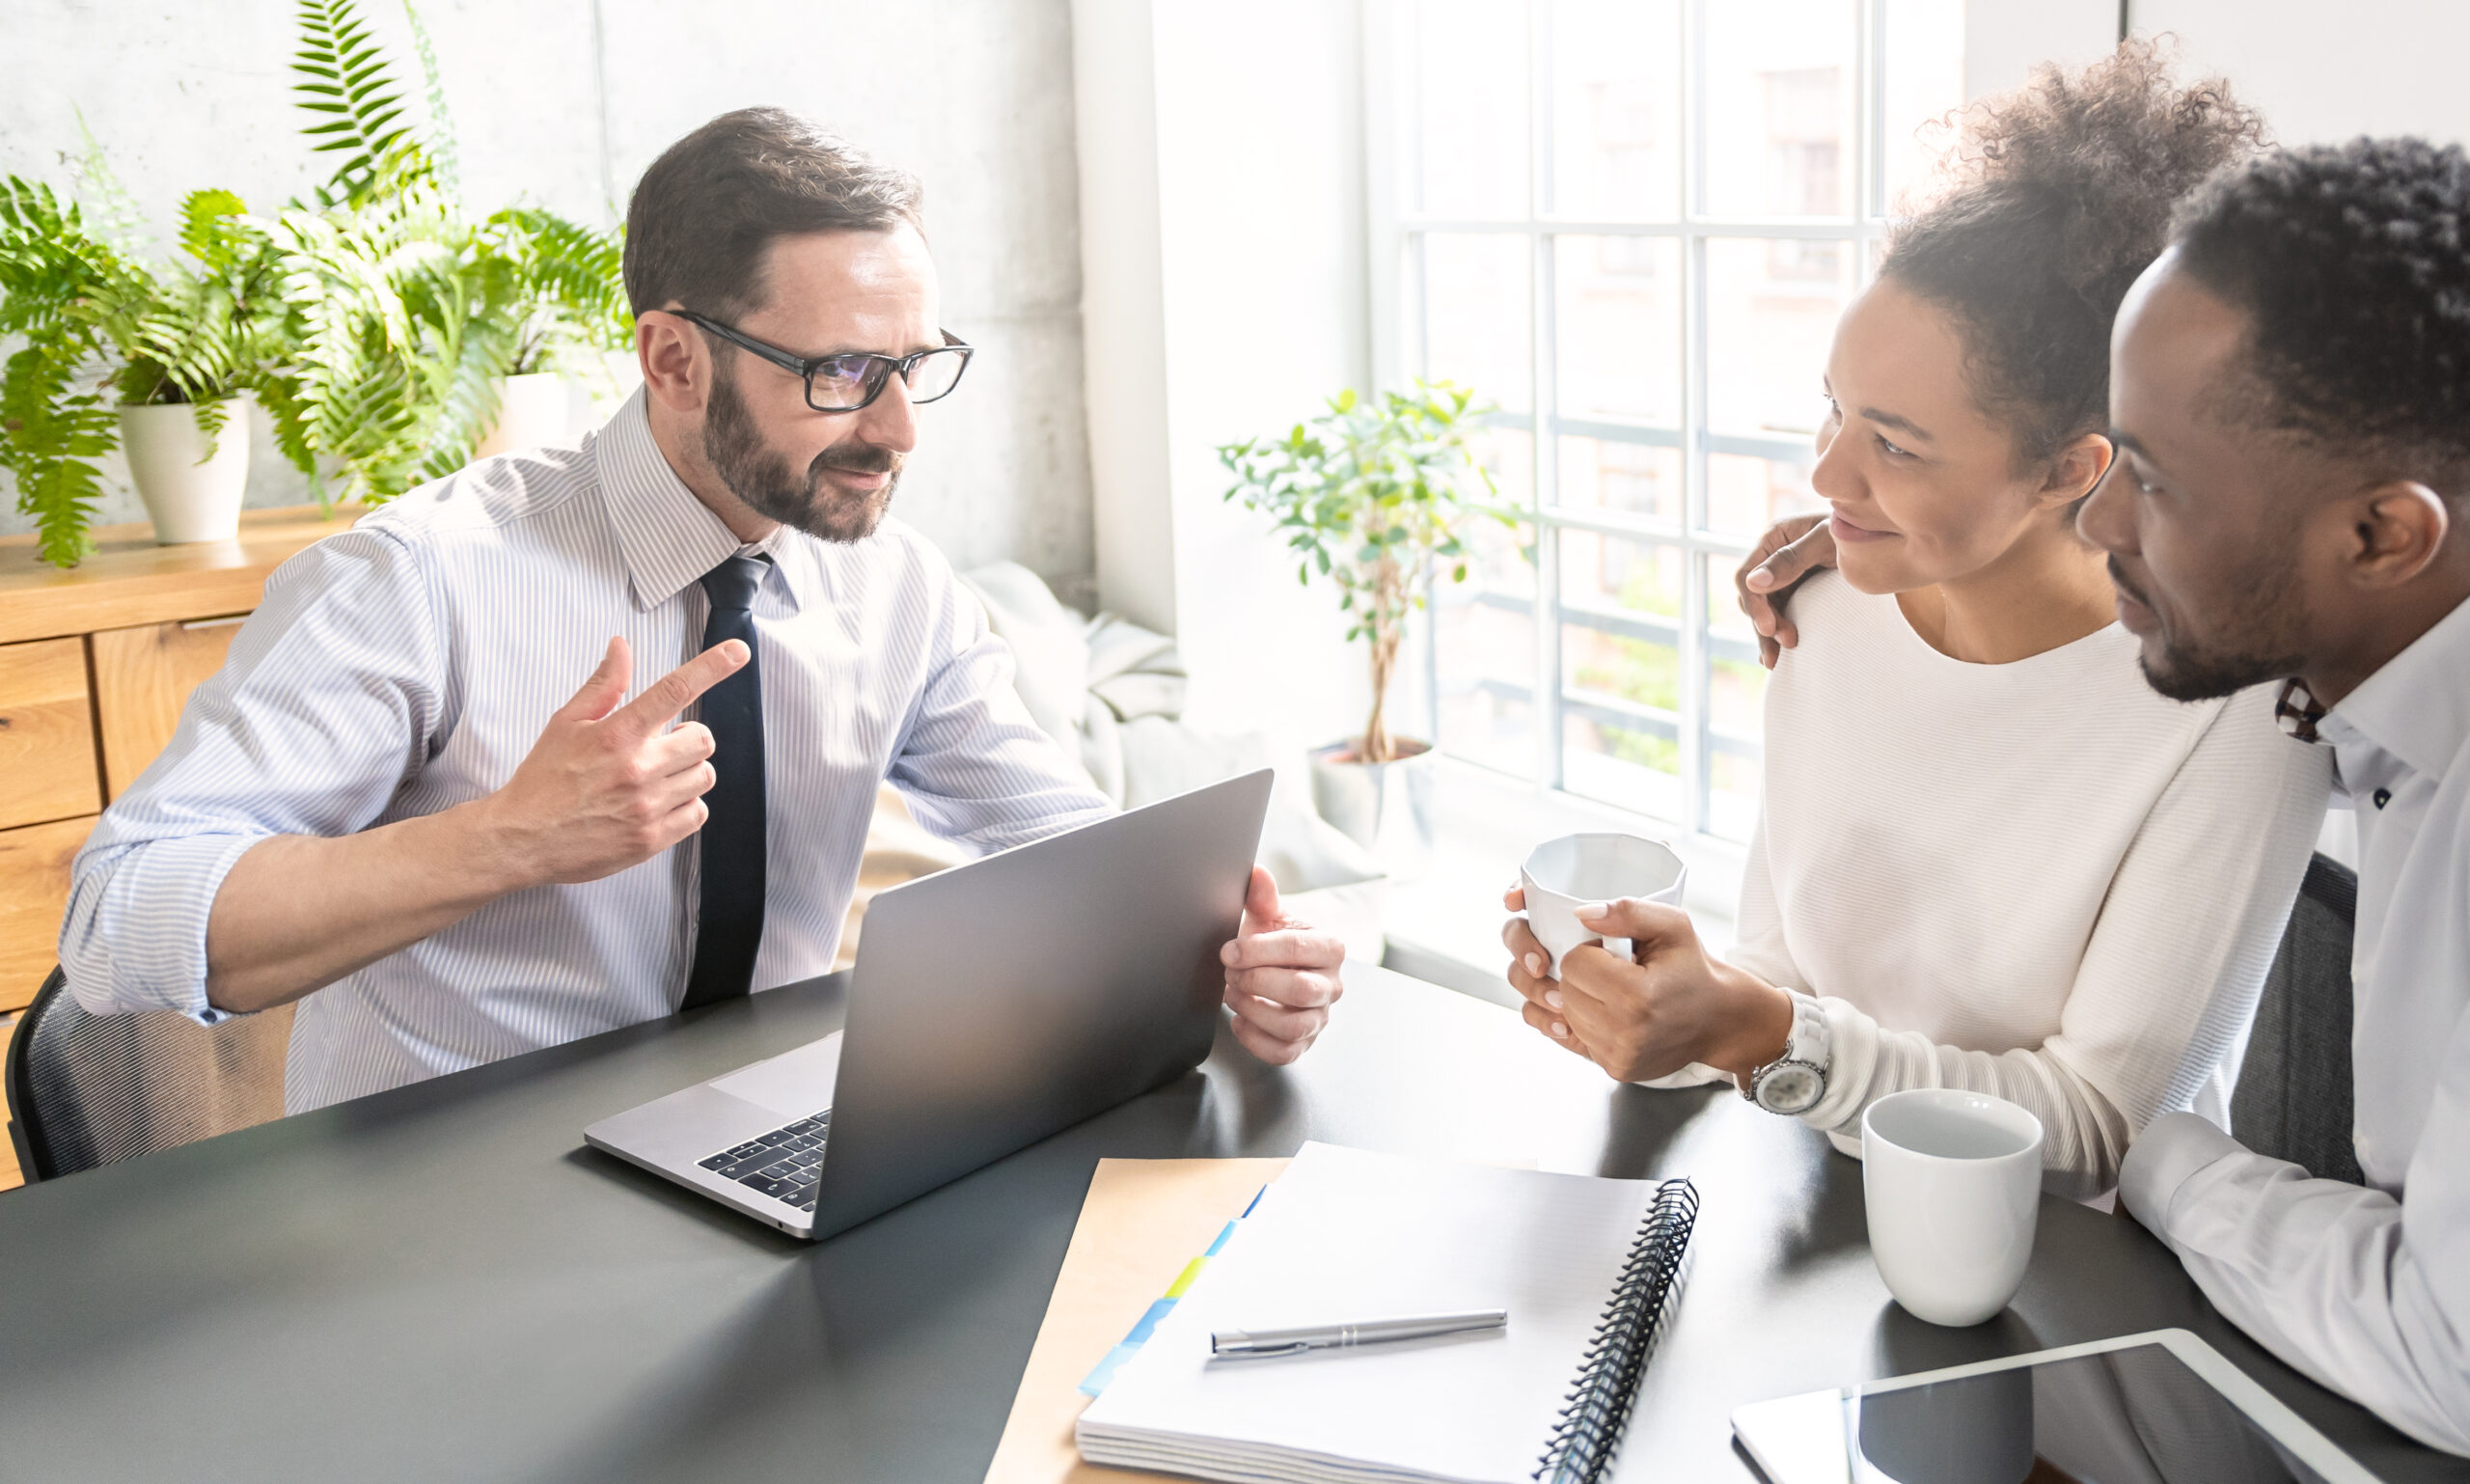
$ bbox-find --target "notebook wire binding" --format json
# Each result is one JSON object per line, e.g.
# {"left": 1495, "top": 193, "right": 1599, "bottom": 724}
{"left": 1533, "top": 1177, "right": 1701, "bottom": 1484}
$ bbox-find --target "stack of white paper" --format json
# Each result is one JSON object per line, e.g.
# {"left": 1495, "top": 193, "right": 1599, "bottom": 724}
{"left": 1075, "top": 1141, "right": 1669, "bottom": 1484}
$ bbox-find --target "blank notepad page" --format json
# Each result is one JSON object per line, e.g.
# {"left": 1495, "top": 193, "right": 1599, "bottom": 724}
{"left": 1076, "top": 1142, "right": 1662, "bottom": 1484}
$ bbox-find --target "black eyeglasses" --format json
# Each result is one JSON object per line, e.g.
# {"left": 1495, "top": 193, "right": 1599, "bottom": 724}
{"left": 672, "top": 311, "right": 974, "bottom": 413}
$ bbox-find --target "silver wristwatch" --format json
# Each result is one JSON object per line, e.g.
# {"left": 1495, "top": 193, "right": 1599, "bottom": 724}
{"left": 1743, "top": 992, "right": 1830, "bottom": 1116}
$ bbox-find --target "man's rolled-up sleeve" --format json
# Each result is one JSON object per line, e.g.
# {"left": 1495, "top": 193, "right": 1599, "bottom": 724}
{"left": 59, "top": 527, "right": 447, "bottom": 1024}
{"left": 2121, "top": 1058, "right": 2470, "bottom": 1455}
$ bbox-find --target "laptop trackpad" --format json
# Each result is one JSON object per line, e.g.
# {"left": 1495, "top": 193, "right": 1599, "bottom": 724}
{"left": 709, "top": 1031, "right": 843, "bottom": 1118}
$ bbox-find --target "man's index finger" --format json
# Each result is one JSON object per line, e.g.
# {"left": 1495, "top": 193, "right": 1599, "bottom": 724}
{"left": 609, "top": 641, "right": 748, "bottom": 735}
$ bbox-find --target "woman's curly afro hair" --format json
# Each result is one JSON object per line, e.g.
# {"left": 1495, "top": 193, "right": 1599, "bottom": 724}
{"left": 1883, "top": 40, "right": 2268, "bottom": 469}
{"left": 2171, "top": 136, "right": 2470, "bottom": 500}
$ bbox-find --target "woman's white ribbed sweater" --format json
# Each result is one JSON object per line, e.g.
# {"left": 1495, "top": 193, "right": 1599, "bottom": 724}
{"left": 1729, "top": 572, "right": 2330, "bottom": 1197}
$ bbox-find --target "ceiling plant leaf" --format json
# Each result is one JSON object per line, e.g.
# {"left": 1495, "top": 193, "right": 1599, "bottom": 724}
{"left": 401, "top": 0, "right": 462, "bottom": 203}
{"left": 293, "top": 0, "right": 418, "bottom": 205}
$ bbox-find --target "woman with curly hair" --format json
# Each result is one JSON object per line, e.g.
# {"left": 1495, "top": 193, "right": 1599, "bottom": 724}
{"left": 1501, "top": 43, "right": 2330, "bottom": 1198}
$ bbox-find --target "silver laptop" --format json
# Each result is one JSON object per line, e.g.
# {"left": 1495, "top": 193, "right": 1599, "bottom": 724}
{"left": 584, "top": 769, "right": 1274, "bottom": 1240}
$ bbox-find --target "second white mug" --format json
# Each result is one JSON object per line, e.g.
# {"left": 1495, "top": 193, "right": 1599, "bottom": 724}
{"left": 1862, "top": 1087, "right": 2045, "bottom": 1327}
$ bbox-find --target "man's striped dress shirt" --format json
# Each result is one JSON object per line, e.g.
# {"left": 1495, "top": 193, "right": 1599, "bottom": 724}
{"left": 61, "top": 391, "right": 1113, "bottom": 1112}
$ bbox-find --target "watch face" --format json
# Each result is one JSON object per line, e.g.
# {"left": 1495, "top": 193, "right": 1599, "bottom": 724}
{"left": 1756, "top": 1062, "right": 1825, "bottom": 1115}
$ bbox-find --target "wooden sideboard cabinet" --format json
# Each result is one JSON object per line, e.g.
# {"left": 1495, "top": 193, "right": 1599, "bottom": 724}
{"left": 0, "top": 506, "right": 355, "bottom": 1187}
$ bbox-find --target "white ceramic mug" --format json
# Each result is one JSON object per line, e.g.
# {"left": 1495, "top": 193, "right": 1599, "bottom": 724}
{"left": 1862, "top": 1088, "right": 2045, "bottom": 1327}
{"left": 1518, "top": 834, "right": 1688, "bottom": 976}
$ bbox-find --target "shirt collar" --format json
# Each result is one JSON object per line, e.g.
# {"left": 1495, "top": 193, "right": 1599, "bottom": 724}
{"left": 2318, "top": 591, "right": 2470, "bottom": 780}
{"left": 591, "top": 389, "right": 814, "bottom": 616}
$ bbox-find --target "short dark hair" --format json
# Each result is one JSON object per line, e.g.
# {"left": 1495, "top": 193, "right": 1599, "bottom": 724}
{"left": 2171, "top": 137, "right": 2470, "bottom": 501}
{"left": 622, "top": 107, "right": 923, "bottom": 321}
{"left": 1883, "top": 41, "right": 2266, "bottom": 469}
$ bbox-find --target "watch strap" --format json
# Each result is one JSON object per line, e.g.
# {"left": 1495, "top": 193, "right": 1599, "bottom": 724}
{"left": 1743, "top": 992, "right": 1830, "bottom": 1111}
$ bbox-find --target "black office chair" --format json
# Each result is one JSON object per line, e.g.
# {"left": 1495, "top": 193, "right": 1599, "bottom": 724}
{"left": 6, "top": 966, "right": 293, "bottom": 1184}
{"left": 2229, "top": 852, "right": 2365, "bottom": 1186}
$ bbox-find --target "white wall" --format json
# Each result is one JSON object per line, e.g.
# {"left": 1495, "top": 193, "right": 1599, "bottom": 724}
{"left": 1962, "top": 0, "right": 2117, "bottom": 100}
{"left": 2132, "top": 0, "right": 2470, "bottom": 145}
{"left": 1070, "top": 0, "right": 1176, "bottom": 637}
{"left": 1962, "top": 0, "right": 2470, "bottom": 144}
{"left": 0, "top": 0, "right": 1095, "bottom": 585}
{"left": 1073, "top": 0, "right": 1372, "bottom": 753}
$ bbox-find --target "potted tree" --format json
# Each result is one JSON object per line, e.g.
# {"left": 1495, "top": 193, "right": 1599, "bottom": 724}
{"left": 1219, "top": 381, "right": 1518, "bottom": 868}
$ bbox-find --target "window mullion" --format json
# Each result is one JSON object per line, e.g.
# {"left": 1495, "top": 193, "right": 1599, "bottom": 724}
{"left": 1530, "top": 0, "right": 1563, "bottom": 792}
{"left": 1862, "top": 0, "right": 1887, "bottom": 221}
{"left": 1677, "top": 0, "right": 1711, "bottom": 838}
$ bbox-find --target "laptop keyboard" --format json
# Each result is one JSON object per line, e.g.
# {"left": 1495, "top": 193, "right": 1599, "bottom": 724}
{"left": 696, "top": 1112, "right": 832, "bottom": 1213}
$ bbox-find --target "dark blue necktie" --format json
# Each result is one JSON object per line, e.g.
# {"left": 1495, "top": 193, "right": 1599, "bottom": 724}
{"left": 679, "top": 554, "right": 768, "bottom": 1010}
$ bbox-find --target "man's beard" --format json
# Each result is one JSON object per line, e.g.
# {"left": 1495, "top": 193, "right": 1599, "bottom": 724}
{"left": 701, "top": 361, "right": 901, "bottom": 543}
{"left": 2110, "top": 555, "right": 2311, "bottom": 702}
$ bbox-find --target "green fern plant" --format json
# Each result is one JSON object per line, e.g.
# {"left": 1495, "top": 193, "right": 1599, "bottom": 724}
{"left": 261, "top": 155, "right": 453, "bottom": 501}
{"left": 0, "top": 179, "right": 120, "bottom": 565}
{"left": 1, "top": 0, "right": 635, "bottom": 561}
{"left": 93, "top": 190, "right": 293, "bottom": 427}
{"left": 292, "top": 0, "right": 416, "bottom": 207}
{"left": 0, "top": 176, "right": 289, "bottom": 565}
{"left": 491, "top": 206, "right": 634, "bottom": 371}
{"left": 262, "top": 0, "right": 630, "bottom": 504}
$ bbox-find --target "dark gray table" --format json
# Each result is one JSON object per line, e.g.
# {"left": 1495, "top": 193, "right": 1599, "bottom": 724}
{"left": 0, "top": 964, "right": 2457, "bottom": 1483}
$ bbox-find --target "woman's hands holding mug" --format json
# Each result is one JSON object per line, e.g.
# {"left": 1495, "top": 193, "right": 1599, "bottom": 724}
{"left": 1502, "top": 888, "right": 1797, "bottom": 1085}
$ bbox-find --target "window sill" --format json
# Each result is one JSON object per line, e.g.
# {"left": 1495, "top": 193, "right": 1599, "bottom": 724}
{"left": 1376, "top": 756, "right": 1746, "bottom": 1007}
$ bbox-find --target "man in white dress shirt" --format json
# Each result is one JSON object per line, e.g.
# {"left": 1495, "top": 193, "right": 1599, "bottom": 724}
{"left": 61, "top": 108, "right": 1344, "bottom": 1112}
{"left": 2081, "top": 139, "right": 2470, "bottom": 1456}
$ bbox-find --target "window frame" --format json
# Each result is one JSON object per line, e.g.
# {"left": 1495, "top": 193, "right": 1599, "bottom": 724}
{"left": 1367, "top": 0, "right": 1907, "bottom": 843}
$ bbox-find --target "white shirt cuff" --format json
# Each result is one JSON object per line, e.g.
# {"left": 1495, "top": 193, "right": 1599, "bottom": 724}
{"left": 1798, "top": 991, "right": 1876, "bottom": 1136}
{"left": 1633, "top": 1061, "right": 1731, "bottom": 1089}
{"left": 2119, "top": 1110, "right": 2245, "bottom": 1235}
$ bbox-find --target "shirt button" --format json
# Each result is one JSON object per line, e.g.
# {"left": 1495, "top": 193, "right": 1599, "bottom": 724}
{"left": 2374, "top": 787, "right": 2393, "bottom": 810}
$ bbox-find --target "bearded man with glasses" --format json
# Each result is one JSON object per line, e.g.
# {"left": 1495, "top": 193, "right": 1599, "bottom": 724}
{"left": 62, "top": 108, "right": 1345, "bottom": 1111}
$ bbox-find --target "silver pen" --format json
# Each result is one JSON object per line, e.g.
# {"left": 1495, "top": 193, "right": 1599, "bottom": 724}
{"left": 1211, "top": 1308, "right": 1509, "bottom": 1359}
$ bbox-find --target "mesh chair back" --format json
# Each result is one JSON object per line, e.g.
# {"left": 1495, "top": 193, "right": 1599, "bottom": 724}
{"left": 5, "top": 968, "right": 293, "bottom": 1183}
{"left": 2230, "top": 853, "right": 2364, "bottom": 1185}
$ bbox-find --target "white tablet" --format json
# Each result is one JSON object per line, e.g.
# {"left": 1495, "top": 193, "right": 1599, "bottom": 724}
{"left": 1732, "top": 1329, "right": 2384, "bottom": 1484}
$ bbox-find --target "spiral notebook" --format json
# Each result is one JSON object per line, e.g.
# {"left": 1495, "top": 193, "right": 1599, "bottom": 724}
{"left": 1075, "top": 1142, "right": 1697, "bottom": 1484}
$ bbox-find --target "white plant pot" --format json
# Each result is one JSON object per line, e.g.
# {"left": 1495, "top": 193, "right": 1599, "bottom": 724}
{"left": 121, "top": 398, "right": 251, "bottom": 545}
{"left": 1309, "top": 737, "right": 1439, "bottom": 878}
{"left": 473, "top": 371, "right": 572, "bottom": 458}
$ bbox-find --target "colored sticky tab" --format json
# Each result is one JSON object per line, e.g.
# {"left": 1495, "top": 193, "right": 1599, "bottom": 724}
{"left": 1079, "top": 1340, "right": 1144, "bottom": 1397}
{"left": 1075, "top": 1186, "right": 1274, "bottom": 1398}
{"left": 1164, "top": 1256, "right": 1209, "bottom": 1299}
{"left": 1078, "top": 1299, "right": 1177, "bottom": 1394}
{"left": 1122, "top": 1296, "right": 1177, "bottom": 1345}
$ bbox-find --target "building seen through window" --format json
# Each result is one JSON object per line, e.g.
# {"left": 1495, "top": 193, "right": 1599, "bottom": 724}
{"left": 1390, "top": 0, "right": 1963, "bottom": 840}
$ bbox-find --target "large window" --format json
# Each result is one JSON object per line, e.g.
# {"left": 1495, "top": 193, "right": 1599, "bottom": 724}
{"left": 1378, "top": 0, "right": 1962, "bottom": 841}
